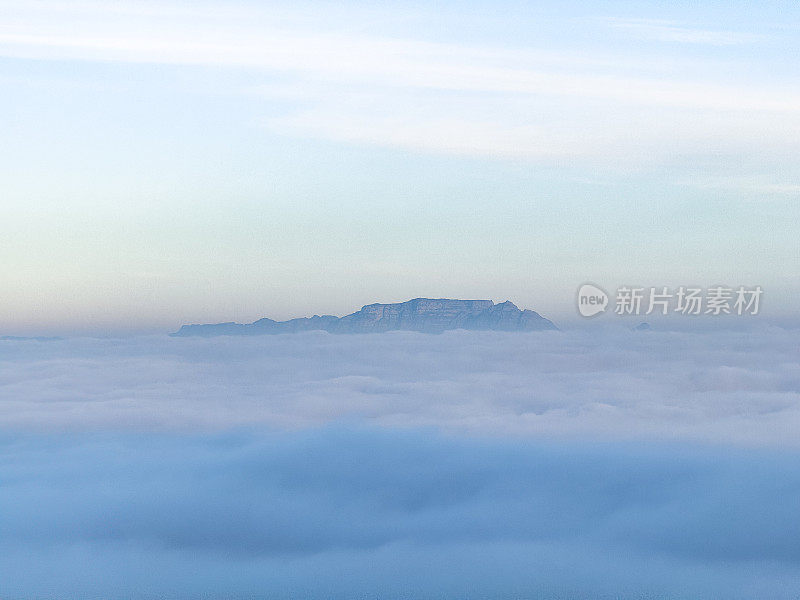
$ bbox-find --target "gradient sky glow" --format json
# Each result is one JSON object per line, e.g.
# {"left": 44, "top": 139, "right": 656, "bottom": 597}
{"left": 2, "top": 0, "right": 799, "bottom": 334}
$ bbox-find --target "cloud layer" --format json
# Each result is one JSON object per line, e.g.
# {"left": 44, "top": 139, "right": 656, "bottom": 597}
{"left": 3, "top": 428, "right": 800, "bottom": 598}
{"left": 1, "top": 328, "right": 799, "bottom": 445}
{"left": 2, "top": 329, "right": 800, "bottom": 597}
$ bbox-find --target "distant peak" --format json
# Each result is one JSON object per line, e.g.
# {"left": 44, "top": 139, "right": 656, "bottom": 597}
{"left": 496, "top": 300, "right": 519, "bottom": 309}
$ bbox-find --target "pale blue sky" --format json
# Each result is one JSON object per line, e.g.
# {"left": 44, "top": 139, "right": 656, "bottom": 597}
{"left": 1, "top": 0, "right": 799, "bottom": 334}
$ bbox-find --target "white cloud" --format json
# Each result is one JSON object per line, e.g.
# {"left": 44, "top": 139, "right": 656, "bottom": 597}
{"left": 1, "top": 328, "right": 799, "bottom": 446}
{"left": 2, "top": 0, "right": 800, "bottom": 163}
{"left": 257, "top": 80, "right": 800, "bottom": 162}
{"left": 678, "top": 178, "right": 800, "bottom": 197}
{"left": 3, "top": 328, "right": 800, "bottom": 596}
{"left": 606, "top": 18, "right": 763, "bottom": 46}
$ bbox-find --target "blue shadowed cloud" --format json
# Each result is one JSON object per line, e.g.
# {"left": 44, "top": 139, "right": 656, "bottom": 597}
{"left": 2, "top": 428, "right": 800, "bottom": 598}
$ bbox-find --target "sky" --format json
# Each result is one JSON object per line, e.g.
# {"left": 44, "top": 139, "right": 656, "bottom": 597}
{"left": 2, "top": 328, "right": 800, "bottom": 598}
{"left": 2, "top": 0, "right": 799, "bottom": 334}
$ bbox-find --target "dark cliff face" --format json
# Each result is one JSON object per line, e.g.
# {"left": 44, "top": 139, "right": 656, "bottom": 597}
{"left": 465, "top": 301, "right": 550, "bottom": 331}
{"left": 333, "top": 298, "right": 495, "bottom": 333}
{"left": 172, "top": 298, "right": 557, "bottom": 336}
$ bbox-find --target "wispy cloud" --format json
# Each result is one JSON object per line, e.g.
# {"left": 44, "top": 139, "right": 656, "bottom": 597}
{"left": 606, "top": 18, "right": 763, "bottom": 45}
{"left": 678, "top": 178, "right": 800, "bottom": 197}
{"left": 1, "top": 0, "right": 799, "bottom": 164}
{"left": 0, "top": 0, "right": 800, "bottom": 180}
{"left": 0, "top": 6, "right": 794, "bottom": 111}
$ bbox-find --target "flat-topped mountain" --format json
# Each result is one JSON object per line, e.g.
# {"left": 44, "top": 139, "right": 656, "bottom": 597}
{"left": 171, "top": 298, "right": 557, "bottom": 337}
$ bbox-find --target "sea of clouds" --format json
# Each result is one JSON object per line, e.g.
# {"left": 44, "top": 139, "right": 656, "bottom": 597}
{"left": 2, "top": 327, "right": 800, "bottom": 598}
{"left": 1, "top": 327, "right": 798, "bottom": 444}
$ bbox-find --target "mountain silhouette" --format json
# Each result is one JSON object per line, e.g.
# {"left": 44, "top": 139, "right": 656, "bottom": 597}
{"left": 171, "top": 298, "right": 557, "bottom": 336}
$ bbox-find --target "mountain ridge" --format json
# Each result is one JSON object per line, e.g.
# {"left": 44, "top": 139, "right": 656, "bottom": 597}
{"left": 171, "top": 298, "right": 558, "bottom": 337}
